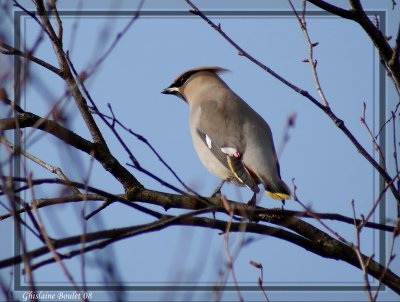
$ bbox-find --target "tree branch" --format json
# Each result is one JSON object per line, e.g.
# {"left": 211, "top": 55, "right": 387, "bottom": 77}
{"left": 0, "top": 41, "right": 63, "bottom": 77}
{"left": 0, "top": 109, "right": 142, "bottom": 191}
{"left": 308, "top": 0, "right": 400, "bottom": 89}
{"left": 0, "top": 112, "right": 93, "bottom": 154}
{"left": 1, "top": 204, "right": 399, "bottom": 293}
{"left": 2, "top": 173, "right": 399, "bottom": 293}
{"left": 306, "top": 0, "right": 354, "bottom": 19}
{"left": 32, "top": 0, "right": 109, "bottom": 149}
{"left": 1, "top": 188, "right": 395, "bottom": 232}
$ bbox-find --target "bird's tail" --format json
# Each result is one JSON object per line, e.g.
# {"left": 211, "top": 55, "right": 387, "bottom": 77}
{"left": 265, "top": 180, "right": 291, "bottom": 200}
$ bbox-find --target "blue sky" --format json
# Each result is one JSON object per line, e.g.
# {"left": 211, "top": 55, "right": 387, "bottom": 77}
{"left": 1, "top": 1, "right": 399, "bottom": 301}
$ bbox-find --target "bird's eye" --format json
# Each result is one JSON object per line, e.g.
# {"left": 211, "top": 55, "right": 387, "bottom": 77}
{"left": 176, "top": 71, "right": 196, "bottom": 87}
{"left": 179, "top": 76, "right": 188, "bottom": 86}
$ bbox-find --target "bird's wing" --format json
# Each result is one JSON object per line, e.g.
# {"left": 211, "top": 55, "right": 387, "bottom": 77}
{"left": 196, "top": 100, "right": 260, "bottom": 193}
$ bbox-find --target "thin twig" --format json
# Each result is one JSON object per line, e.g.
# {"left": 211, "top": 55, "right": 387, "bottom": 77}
{"left": 360, "top": 102, "right": 386, "bottom": 166}
{"left": 292, "top": 179, "right": 348, "bottom": 243}
{"left": 351, "top": 200, "right": 374, "bottom": 302}
{"left": 372, "top": 222, "right": 398, "bottom": 301}
{"left": 81, "top": 0, "right": 145, "bottom": 80}
{"left": 288, "top": 0, "right": 329, "bottom": 106}
{"left": 46, "top": 0, "right": 63, "bottom": 43}
{"left": 250, "top": 261, "right": 270, "bottom": 302}
{"left": 220, "top": 195, "right": 244, "bottom": 302}
{"left": 391, "top": 110, "right": 400, "bottom": 193}
{"left": 375, "top": 101, "right": 400, "bottom": 139}
{"left": 101, "top": 103, "right": 203, "bottom": 197}
{"left": 277, "top": 112, "right": 297, "bottom": 158}
{"left": 24, "top": 206, "right": 217, "bottom": 272}
{"left": 0, "top": 137, "right": 80, "bottom": 194}
{"left": 30, "top": 189, "right": 86, "bottom": 301}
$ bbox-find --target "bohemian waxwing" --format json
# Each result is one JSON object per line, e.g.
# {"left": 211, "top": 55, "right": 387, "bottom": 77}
{"left": 161, "top": 66, "right": 291, "bottom": 202}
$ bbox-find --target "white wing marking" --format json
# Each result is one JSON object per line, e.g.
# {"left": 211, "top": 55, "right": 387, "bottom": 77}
{"left": 220, "top": 147, "right": 238, "bottom": 156}
{"left": 205, "top": 134, "right": 212, "bottom": 149}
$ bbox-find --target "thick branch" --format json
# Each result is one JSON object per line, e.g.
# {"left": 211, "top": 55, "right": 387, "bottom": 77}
{"left": 1, "top": 207, "right": 399, "bottom": 293}
{"left": 390, "top": 23, "right": 400, "bottom": 71}
{"left": 0, "top": 111, "right": 142, "bottom": 190}
{"left": 0, "top": 112, "right": 93, "bottom": 152}
{"left": 33, "top": 0, "right": 108, "bottom": 148}
{"left": 30, "top": 1, "right": 144, "bottom": 194}
{"left": 2, "top": 174, "right": 399, "bottom": 292}
{"left": 348, "top": 1, "right": 394, "bottom": 66}
{"left": 308, "top": 0, "right": 400, "bottom": 88}
{"left": 1, "top": 188, "right": 395, "bottom": 233}
{"left": 306, "top": 0, "right": 354, "bottom": 19}
{"left": 0, "top": 41, "right": 63, "bottom": 77}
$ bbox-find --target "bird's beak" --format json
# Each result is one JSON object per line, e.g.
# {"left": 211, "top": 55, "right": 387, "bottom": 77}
{"left": 161, "top": 87, "right": 179, "bottom": 94}
{"left": 161, "top": 86, "right": 187, "bottom": 102}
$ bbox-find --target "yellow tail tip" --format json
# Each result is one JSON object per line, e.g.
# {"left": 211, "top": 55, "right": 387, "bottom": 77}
{"left": 266, "top": 191, "right": 290, "bottom": 200}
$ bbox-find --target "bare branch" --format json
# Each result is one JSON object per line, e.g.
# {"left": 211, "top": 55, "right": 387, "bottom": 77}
{"left": 391, "top": 23, "right": 400, "bottom": 75}
{"left": 250, "top": 261, "right": 270, "bottom": 302}
{"left": 82, "top": 0, "right": 145, "bottom": 79}
{"left": 0, "top": 137, "right": 81, "bottom": 194}
{"left": 306, "top": 0, "right": 354, "bottom": 19}
{"left": 0, "top": 41, "right": 62, "bottom": 77}
{"left": 288, "top": 0, "right": 329, "bottom": 106}
{"left": 308, "top": 0, "right": 400, "bottom": 89}
{"left": 0, "top": 112, "right": 94, "bottom": 154}
{"left": 4, "top": 177, "right": 160, "bottom": 219}
{"left": 0, "top": 105, "right": 142, "bottom": 191}
{"left": 351, "top": 200, "right": 374, "bottom": 302}
{"left": 1, "top": 201, "right": 399, "bottom": 293}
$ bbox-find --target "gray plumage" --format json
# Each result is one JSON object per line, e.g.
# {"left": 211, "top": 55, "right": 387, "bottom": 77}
{"left": 162, "top": 66, "right": 291, "bottom": 201}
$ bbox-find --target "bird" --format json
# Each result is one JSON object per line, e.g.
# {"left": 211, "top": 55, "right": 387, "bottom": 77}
{"left": 161, "top": 66, "right": 291, "bottom": 204}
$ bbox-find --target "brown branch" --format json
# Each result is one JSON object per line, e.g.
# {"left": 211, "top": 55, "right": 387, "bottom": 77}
{"left": 1, "top": 205, "right": 399, "bottom": 293}
{"left": 249, "top": 261, "right": 270, "bottom": 302}
{"left": 373, "top": 227, "right": 398, "bottom": 301}
{"left": 0, "top": 108, "right": 142, "bottom": 191}
{"left": 81, "top": 0, "right": 145, "bottom": 79}
{"left": 5, "top": 177, "right": 159, "bottom": 219}
{"left": 288, "top": 0, "right": 329, "bottom": 106}
{"left": 1, "top": 137, "right": 81, "bottom": 194}
{"left": 306, "top": 0, "right": 354, "bottom": 19}
{"left": 0, "top": 188, "right": 395, "bottom": 232}
{"left": 2, "top": 175, "right": 399, "bottom": 293}
{"left": 33, "top": 0, "right": 108, "bottom": 149}
{"left": 0, "top": 112, "right": 94, "bottom": 154}
{"left": 351, "top": 200, "right": 374, "bottom": 301}
{"left": 0, "top": 194, "right": 102, "bottom": 221}
{"left": 0, "top": 41, "right": 63, "bottom": 77}
{"left": 308, "top": 0, "right": 400, "bottom": 89}
{"left": 391, "top": 23, "right": 400, "bottom": 74}
{"left": 45, "top": 0, "right": 63, "bottom": 42}
{"left": 97, "top": 104, "right": 202, "bottom": 198}
{"left": 0, "top": 212, "right": 327, "bottom": 271}
{"left": 29, "top": 190, "right": 84, "bottom": 300}
{"left": 348, "top": 0, "right": 393, "bottom": 62}
{"left": 11, "top": 0, "right": 143, "bottom": 193}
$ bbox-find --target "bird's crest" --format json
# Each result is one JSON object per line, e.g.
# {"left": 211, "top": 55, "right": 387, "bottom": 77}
{"left": 170, "top": 66, "right": 229, "bottom": 88}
